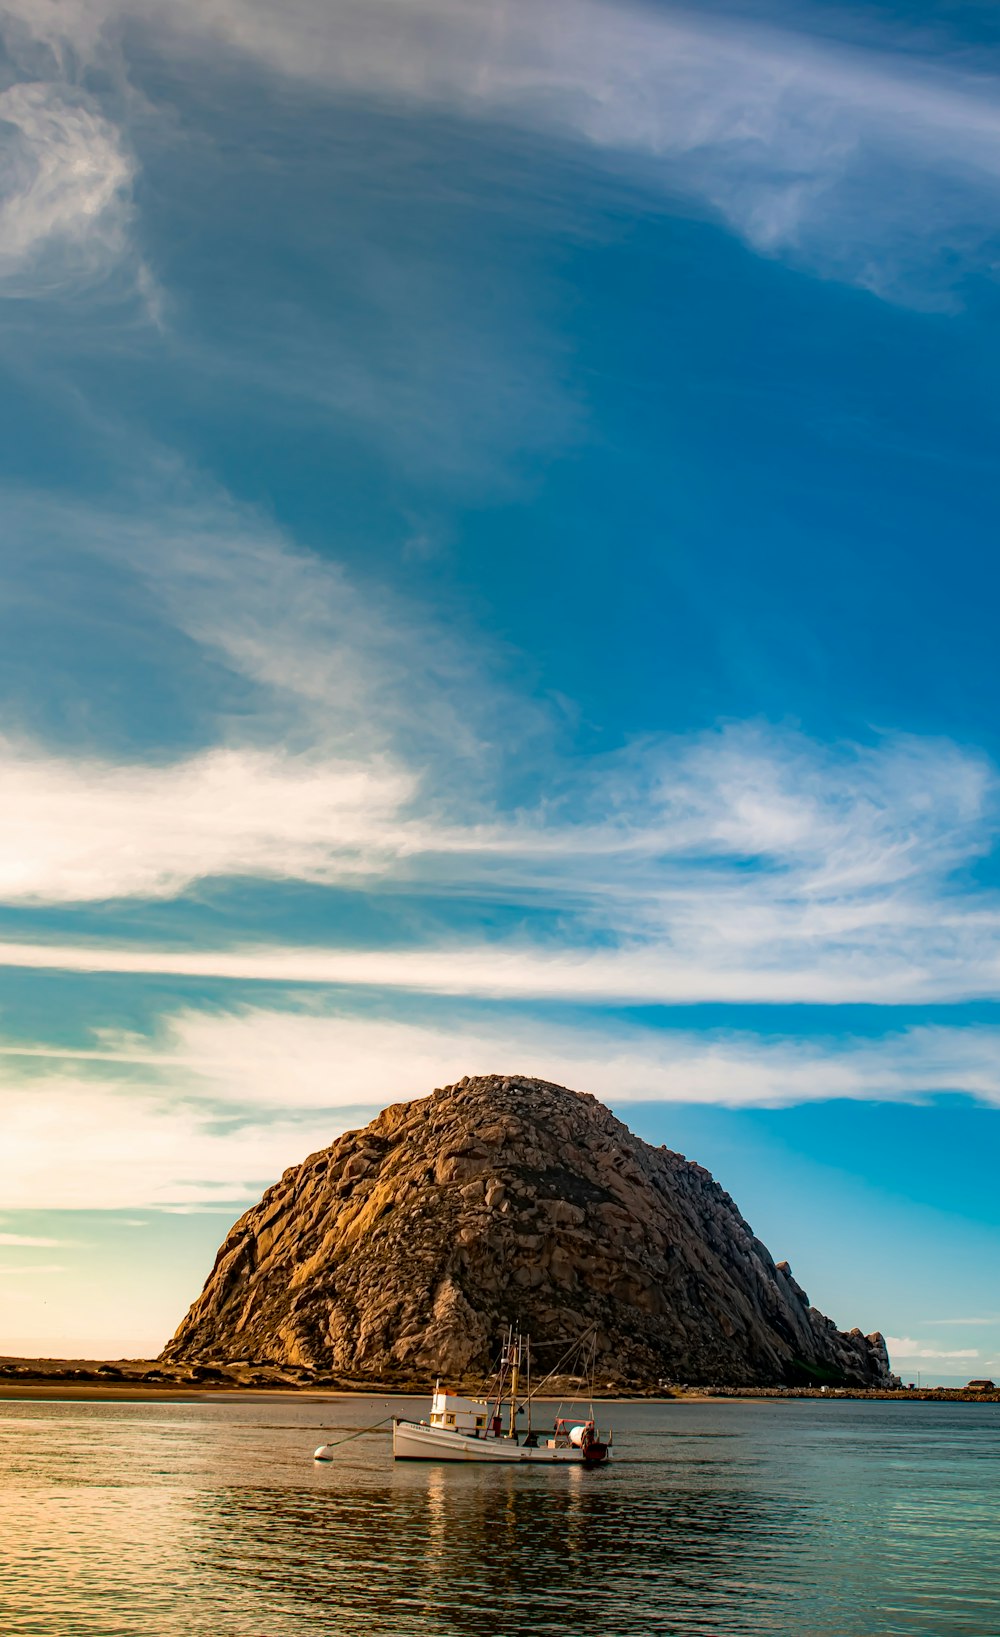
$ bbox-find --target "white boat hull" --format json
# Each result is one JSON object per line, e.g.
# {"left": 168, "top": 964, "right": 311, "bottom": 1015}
{"left": 392, "top": 1418, "right": 607, "bottom": 1463}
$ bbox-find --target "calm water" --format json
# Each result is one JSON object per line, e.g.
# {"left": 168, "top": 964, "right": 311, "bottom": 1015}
{"left": 1, "top": 1395, "right": 998, "bottom": 1636}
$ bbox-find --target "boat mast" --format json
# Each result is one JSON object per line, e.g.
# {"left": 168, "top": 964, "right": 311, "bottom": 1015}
{"left": 525, "top": 1335, "right": 532, "bottom": 1438}
{"left": 507, "top": 1331, "right": 520, "bottom": 1438}
{"left": 588, "top": 1329, "right": 596, "bottom": 1421}
{"left": 491, "top": 1325, "right": 511, "bottom": 1432}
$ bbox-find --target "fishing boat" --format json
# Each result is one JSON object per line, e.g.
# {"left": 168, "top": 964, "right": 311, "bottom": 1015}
{"left": 390, "top": 1329, "right": 612, "bottom": 1464}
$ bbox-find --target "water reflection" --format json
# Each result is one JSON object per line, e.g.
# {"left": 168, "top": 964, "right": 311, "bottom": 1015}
{"left": 1, "top": 1398, "right": 999, "bottom": 1636}
{"left": 192, "top": 1453, "right": 810, "bottom": 1634}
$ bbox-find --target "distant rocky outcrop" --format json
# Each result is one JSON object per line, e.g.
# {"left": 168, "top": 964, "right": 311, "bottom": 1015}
{"left": 163, "top": 1075, "right": 893, "bottom": 1388}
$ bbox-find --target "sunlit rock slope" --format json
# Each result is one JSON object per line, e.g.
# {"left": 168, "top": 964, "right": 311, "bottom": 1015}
{"left": 163, "top": 1074, "right": 892, "bottom": 1388}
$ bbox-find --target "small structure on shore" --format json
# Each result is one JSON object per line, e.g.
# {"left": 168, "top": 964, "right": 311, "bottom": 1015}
{"left": 966, "top": 1378, "right": 996, "bottom": 1391}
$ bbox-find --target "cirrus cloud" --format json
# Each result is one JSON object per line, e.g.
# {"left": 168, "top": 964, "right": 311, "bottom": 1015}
{"left": 9, "top": 0, "right": 1000, "bottom": 306}
{"left": 0, "top": 81, "right": 136, "bottom": 298}
{"left": 6, "top": 1009, "right": 1000, "bottom": 1210}
{"left": 138, "top": 0, "right": 1000, "bottom": 302}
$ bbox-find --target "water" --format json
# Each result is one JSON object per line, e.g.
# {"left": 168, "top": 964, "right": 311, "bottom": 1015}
{"left": 2, "top": 1395, "right": 998, "bottom": 1636}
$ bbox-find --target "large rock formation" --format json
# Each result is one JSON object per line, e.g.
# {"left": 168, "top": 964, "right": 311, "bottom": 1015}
{"left": 163, "top": 1075, "right": 892, "bottom": 1387}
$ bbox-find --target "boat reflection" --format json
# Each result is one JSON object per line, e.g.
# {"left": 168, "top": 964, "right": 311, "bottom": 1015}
{"left": 191, "top": 1458, "right": 807, "bottom": 1634}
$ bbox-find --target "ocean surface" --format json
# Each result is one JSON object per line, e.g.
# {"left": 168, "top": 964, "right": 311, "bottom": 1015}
{"left": 2, "top": 1394, "right": 998, "bottom": 1636}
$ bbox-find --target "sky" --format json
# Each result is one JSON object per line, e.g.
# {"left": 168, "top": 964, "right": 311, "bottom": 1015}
{"left": 3, "top": 0, "right": 1000, "bottom": 1386}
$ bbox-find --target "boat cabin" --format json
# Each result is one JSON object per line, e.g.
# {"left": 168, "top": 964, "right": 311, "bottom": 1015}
{"left": 429, "top": 1383, "right": 490, "bottom": 1436}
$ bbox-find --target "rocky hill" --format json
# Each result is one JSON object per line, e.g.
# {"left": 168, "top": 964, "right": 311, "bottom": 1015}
{"left": 163, "top": 1075, "right": 893, "bottom": 1388}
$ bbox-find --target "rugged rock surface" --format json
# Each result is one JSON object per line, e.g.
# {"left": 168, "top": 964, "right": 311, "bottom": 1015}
{"left": 163, "top": 1075, "right": 893, "bottom": 1387}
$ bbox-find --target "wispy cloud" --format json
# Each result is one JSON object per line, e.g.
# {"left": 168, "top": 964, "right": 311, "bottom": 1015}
{"left": 3, "top": 929, "right": 1000, "bottom": 1006}
{"left": 0, "top": 1071, "right": 344, "bottom": 1210}
{"left": 0, "top": 81, "right": 135, "bottom": 300}
{"left": 9, "top": 0, "right": 1000, "bottom": 307}
{"left": 0, "top": 5, "right": 155, "bottom": 317}
{"left": 922, "top": 1317, "right": 1000, "bottom": 1327}
{"left": 1, "top": 719, "right": 999, "bottom": 1007}
{"left": 0, "top": 1263, "right": 68, "bottom": 1276}
{"left": 90, "top": 1009, "right": 1000, "bottom": 1112}
{"left": 0, "top": 1232, "right": 73, "bottom": 1247}
{"left": 2, "top": 480, "right": 534, "bottom": 770}
{"left": 138, "top": 0, "right": 1000, "bottom": 303}
{"left": 7, "top": 1009, "right": 1000, "bottom": 1208}
{"left": 5, "top": 471, "right": 1000, "bottom": 1006}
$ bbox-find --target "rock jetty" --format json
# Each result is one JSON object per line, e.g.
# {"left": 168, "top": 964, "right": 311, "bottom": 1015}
{"left": 163, "top": 1074, "right": 892, "bottom": 1388}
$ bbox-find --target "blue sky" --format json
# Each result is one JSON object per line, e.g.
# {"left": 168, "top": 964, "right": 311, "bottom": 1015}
{"left": 3, "top": 0, "right": 1000, "bottom": 1383}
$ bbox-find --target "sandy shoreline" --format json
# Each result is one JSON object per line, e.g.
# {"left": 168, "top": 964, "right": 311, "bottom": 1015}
{"left": 0, "top": 1358, "right": 710, "bottom": 1404}
{"left": 0, "top": 1384, "right": 384, "bottom": 1402}
{"left": 2, "top": 1358, "right": 995, "bottom": 1404}
{"left": 0, "top": 1355, "right": 691, "bottom": 1402}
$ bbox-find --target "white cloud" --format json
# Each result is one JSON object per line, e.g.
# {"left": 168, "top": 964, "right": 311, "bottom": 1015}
{"left": 0, "top": 1072, "right": 337, "bottom": 1210}
{"left": 886, "top": 1336, "right": 981, "bottom": 1360}
{"left": 2, "top": 501, "right": 1000, "bottom": 1003}
{"left": 7, "top": 1008, "right": 1000, "bottom": 1209}
{"left": 0, "top": 937, "right": 924, "bottom": 1001}
{"left": 6, "top": 480, "right": 1000, "bottom": 999}
{"left": 139, "top": 0, "right": 1000, "bottom": 301}
{"left": 0, "top": 738, "right": 415, "bottom": 902}
{"left": 147, "top": 1011, "right": 1000, "bottom": 1110}
{"left": 10, "top": 0, "right": 1000, "bottom": 305}
{"left": 0, "top": 81, "right": 136, "bottom": 298}
{"left": 1, "top": 913, "right": 999, "bottom": 1008}
{"left": 1, "top": 0, "right": 114, "bottom": 66}
{"left": 89, "top": 1008, "right": 1000, "bottom": 1112}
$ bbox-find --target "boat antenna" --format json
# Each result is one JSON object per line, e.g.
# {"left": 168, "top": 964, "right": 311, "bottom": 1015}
{"left": 526, "top": 1324, "right": 600, "bottom": 1399}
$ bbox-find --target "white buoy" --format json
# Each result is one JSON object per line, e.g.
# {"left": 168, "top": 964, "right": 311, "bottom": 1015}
{"left": 314, "top": 1443, "right": 334, "bottom": 1460}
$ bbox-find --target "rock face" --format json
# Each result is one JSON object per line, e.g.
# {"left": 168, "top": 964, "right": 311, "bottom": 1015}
{"left": 163, "top": 1075, "right": 892, "bottom": 1387}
